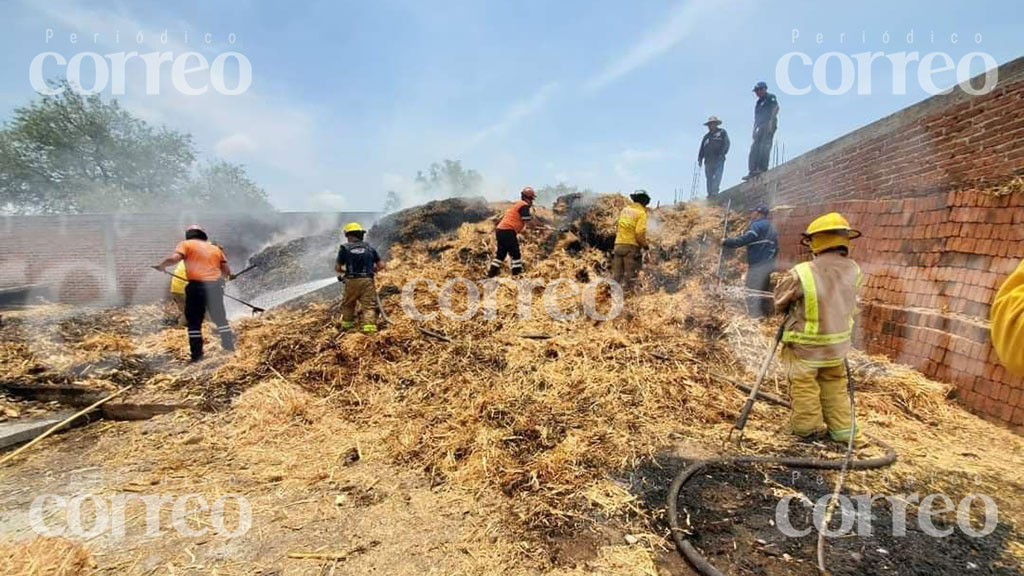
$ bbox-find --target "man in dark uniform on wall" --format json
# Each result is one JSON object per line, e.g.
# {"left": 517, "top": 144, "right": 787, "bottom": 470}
{"left": 697, "top": 115, "right": 730, "bottom": 198}
{"left": 746, "top": 81, "right": 780, "bottom": 179}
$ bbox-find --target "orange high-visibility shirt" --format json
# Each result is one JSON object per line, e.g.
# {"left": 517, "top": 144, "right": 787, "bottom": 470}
{"left": 497, "top": 200, "right": 533, "bottom": 234}
{"left": 174, "top": 239, "right": 227, "bottom": 281}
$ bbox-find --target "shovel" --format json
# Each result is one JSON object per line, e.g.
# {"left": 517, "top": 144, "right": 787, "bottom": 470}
{"left": 153, "top": 268, "right": 265, "bottom": 314}
{"left": 230, "top": 264, "right": 259, "bottom": 280}
{"left": 729, "top": 317, "right": 786, "bottom": 445}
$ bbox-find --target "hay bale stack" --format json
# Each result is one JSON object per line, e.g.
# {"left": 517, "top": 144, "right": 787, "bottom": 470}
{"left": 233, "top": 230, "right": 339, "bottom": 299}
{"left": 370, "top": 197, "right": 494, "bottom": 257}
{"left": 549, "top": 193, "right": 628, "bottom": 253}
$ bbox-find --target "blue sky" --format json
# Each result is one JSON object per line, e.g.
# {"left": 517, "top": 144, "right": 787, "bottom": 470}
{"left": 1, "top": 0, "right": 1020, "bottom": 211}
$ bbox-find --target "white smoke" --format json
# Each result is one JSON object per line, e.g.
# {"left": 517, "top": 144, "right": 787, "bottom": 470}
{"left": 380, "top": 172, "right": 511, "bottom": 214}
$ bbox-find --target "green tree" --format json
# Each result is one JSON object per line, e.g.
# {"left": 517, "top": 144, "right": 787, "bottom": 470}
{"left": 0, "top": 81, "right": 273, "bottom": 214}
{"left": 414, "top": 159, "right": 483, "bottom": 197}
{"left": 185, "top": 161, "right": 273, "bottom": 212}
{"left": 0, "top": 83, "right": 193, "bottom": 213}
{"left": 381, "top": 190, "right": 400, "bottom": 213}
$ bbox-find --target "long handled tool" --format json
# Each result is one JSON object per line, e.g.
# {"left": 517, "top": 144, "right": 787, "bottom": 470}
{"left": 729, "top": 317, "right": 786, "bottom": 445}
{"left": 714, "top": 198, "right": 732, "bottom": 287}
{"left": 231, "top": 264, "right": 258, "bottom": 279}
{"left": 153, "top": 268, "right": 265, "bottom": 314}
{"left": 0, "top": 386, "right": 130, "bottom": 466}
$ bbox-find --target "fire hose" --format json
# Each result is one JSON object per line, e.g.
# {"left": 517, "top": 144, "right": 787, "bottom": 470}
{"left": 668, "top": 361, "right": 899, "bottom": 576}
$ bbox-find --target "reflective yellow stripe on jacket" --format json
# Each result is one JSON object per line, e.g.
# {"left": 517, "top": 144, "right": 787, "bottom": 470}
{"left": 782, "top": 262, "right": 857, "bottom": 346}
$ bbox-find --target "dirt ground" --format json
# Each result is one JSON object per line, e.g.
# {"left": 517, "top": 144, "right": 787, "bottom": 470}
{"left": 677, "top": 463, "right": 1021, "bottom": 576}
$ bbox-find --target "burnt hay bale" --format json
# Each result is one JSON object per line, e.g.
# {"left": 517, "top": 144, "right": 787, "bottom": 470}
{"left": 369, "top": 197, "right": 494, "bottom": 257}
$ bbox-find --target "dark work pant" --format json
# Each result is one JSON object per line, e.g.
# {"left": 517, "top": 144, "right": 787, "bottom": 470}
{"left": 748, "top": 126, "right": 775, "bottom": 174}
{"left": 489, "top": 229, "right": 523, "bottom": 276}
{"left": 185, "top": 280, "right": 235, "bottom": 360}
{"left": 745, "top": 260, "right": 776, "bottom": 318}
{"left": 704, "top": 156, "right": 725, "bottom": 198}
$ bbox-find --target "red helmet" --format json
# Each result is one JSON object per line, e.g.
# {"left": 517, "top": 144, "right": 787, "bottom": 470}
{"left": 521, "top": 186, "right": 537, "bottom": 201}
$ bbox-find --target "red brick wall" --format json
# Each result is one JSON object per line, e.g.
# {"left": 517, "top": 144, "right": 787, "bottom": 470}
{"left": 723, "top": 57, "right": 1024, "bottom": 210}
{"left": 0, "top": 212, "right": 373, "bottom": 305}
{"left": 719, "top": 57, "right": 1024, "bottom": 429}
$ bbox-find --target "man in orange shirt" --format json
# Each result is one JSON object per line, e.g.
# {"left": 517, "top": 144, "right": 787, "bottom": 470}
{"left": 154, "top": 225, "right": 235, "bottom": 362}
{"left": 488, "top": 187, "right": 538, "bottom": 278}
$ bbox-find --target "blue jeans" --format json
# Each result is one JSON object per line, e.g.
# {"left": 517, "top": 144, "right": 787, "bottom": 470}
{"left": 704, "top": 156, "right": 725, "bottom": 198}
{"left": 748, "top": 126, "right": 775, "bottom": 174}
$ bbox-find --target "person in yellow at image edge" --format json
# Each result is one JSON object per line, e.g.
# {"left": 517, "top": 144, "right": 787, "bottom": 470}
{"left": 169, "top": 260, "right": 188, "bottom": 326}
{"left": 611, "top": 189, "right": 651, "bottom": 291}
{"left": 991, "top": 260, "right": 1024, "bottom": 377}
{"left": 773, "top": 212, "right": 863, "bottom": 444}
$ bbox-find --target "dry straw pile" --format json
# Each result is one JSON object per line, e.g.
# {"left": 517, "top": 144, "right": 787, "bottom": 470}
{"left": 192, "top": 194, "right": 1021, "bottom": 535}
{"left": 1, "top": 194, "right": 1020, "bottom": 573}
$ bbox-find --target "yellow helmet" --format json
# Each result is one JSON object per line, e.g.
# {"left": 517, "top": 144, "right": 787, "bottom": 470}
{"left": 801, "top": 212, "right": 861, "bottom": 253}
{"left": 343, "top": 222, "right": 366, "bottom": 235}
{"left": 801, "top": 212, "right": 860, "bottom": 240}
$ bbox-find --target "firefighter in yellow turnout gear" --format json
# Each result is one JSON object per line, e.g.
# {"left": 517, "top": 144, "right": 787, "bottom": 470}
{"left": 991, "top": 259, "right": 1024, "bottom": 377}
{"left": 335, "top": 223, "right": 385, "bottom": 334}
{"left": 169, "top": 261, "right": 188, "bottom": 326}
{"left": 611, "top": 190, "right": 651, "bottom": 290}
{"left": 774, "top": 213, "right": 863, "bottom": 443}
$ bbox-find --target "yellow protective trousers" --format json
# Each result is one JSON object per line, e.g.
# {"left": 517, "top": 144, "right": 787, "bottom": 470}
{"left": 782, "top": 348, "right": 861, "bottom": 443}
{"left": 341, "top": 277, "right": 378, "bottom": 330}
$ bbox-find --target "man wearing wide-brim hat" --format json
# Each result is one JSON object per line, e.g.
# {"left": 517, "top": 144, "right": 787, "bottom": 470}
{"left": 697, "top": 116, "right": 730, "bottom": 198}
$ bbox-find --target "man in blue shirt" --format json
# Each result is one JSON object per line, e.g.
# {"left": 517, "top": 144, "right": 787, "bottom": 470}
{"left": 722, "top": 204, "right": 779, "bottom": 317}
{"left": 746, "top": 81, "right": 780, "bottom": 180}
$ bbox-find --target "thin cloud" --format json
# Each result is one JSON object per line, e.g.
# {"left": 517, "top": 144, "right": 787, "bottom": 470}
{"left": 465, "top": 82, "right": 559, "bottom": 148}
{"left": 215, "top": 133, "right": 259, "bottom": 158}
{"left": 586, "top": 0, "right": 717, "bottom": 91}
{"left": 613, "top": 147, "right": 673, "bottom": 181}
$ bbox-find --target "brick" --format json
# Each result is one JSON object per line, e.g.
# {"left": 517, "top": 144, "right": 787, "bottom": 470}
{"left": 1013, "top": 408, "right": 1024, "bottom": 426}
